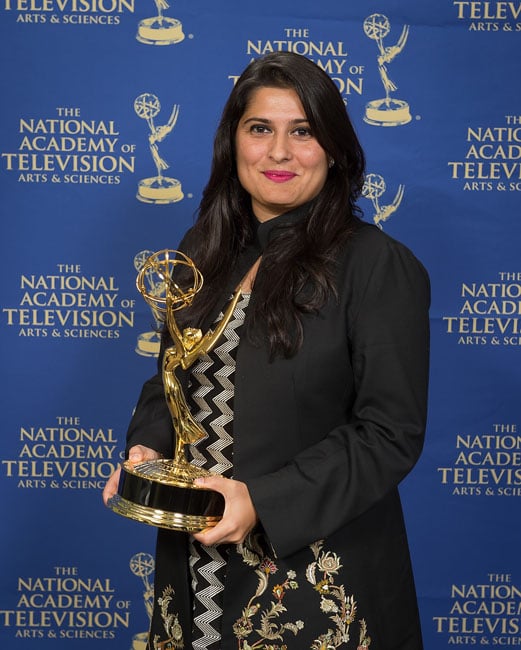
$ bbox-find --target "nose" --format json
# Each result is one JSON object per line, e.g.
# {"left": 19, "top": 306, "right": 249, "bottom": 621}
{"left": 268, "top": 132, "right": 292, "bottom": 163}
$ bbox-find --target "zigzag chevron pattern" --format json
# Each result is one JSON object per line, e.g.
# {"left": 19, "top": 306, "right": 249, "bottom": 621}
{"left": 187, "top": 294, "right": 250, "bottom": 649}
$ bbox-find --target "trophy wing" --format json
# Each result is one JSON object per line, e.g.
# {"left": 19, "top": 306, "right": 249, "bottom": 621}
{"left": 381, "top": 25, "right": 409, "bottom": 63}
{"left": 179, "top": 289, "right": 243, "bottom": 370}
{"left": 374, "top": 185, "right": 405, "bottom": 228}
{"left": 153, "top": 105, "right": 180, "bottom": 143}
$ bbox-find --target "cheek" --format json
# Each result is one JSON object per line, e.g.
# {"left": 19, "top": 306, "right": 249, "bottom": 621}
{"left": 238, "top": 143, "right": 264, "bottom": 166}
{"left": 236, "top": 144, "right": 253, "bottom": 172}
{"left": 236, "top": 155, "right": 252, "bottom": 188}
{"left": 301, "top": 149, "right": 328, "bottom": 174}
{"left": 307, "top": 160, "right": 329, "bottom": 185}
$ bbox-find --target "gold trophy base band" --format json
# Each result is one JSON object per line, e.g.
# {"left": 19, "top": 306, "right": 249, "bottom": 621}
{"left": 136, "top": 18, "right": 185, "bottom": 45}
{"left": 137, "top": 177, "right": 184, "bottom": 204}
{"left": 108, "top": 494, "right": 221, "bottom": 533}
{"left": 364, "top": 99, "right": 412, "bottom": 126}
{"left": 108, "top": 459, "right": 225, "bottom": 533}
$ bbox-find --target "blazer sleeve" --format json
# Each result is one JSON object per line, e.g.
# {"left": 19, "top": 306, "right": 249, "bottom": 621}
{"left": 246, "top": 233, "right": 431, "bottom": 558}
{"left": 125, "top": 371, "right": 174, "bottom": 457}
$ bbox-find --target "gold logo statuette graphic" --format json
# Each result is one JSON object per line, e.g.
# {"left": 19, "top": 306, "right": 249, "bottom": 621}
{"left": 362, "top": 173, "right": 405, "bottom": 229}
{"left": 129, "top": 553, "right": 155, "bottom": 650}
{"left": 137, "top": 0, "right": 185, "bottom": 46}
{"left": 134, "top": 250, "right": 165, "bottom": 357}
{"left": 363, "top": 14, "right": 412, "bottom": 126}
{"left": 134, "top": 94, "right": 184, "bottom": 205}
{"left": 109, "top": 250, "right": 242, "bottom": 532}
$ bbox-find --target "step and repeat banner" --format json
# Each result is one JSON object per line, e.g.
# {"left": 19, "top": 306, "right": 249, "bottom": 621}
{"left": 1, "top": 1, "right": 521, "bottom": 648}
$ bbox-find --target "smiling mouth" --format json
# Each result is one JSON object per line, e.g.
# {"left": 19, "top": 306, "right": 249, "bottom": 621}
{"left": 263, "top": 170, "right": 297, "bottom": 183}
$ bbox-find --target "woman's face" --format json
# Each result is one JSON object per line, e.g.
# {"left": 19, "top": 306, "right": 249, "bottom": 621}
{"left": 235, "top": 86, "right": 329, "bottom": 222}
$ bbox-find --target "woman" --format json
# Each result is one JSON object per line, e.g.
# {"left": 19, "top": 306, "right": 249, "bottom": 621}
{"left": 104, "top": 51, "right": 430, "bottom": 650}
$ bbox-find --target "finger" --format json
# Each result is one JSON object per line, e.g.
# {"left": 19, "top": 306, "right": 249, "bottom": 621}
{"left": 192, "top": 522, "right": 227, "bottom": 546}
{"left": 128, "top": 445, "right": 147, "bottom": 463}
{"left": 128, "top": 445, "right": 160, "bottom": 464}
{"left": 192, "top": 477, "right": 257, "bottom": 545}
{"left": 192, "top": 519, "right": 252, "bottom": 546}
{"left": 194, "top": 474, "right": 227, "bottom": 494}
{"left": 102, "top": 466, "right": 121, "bottom": 505}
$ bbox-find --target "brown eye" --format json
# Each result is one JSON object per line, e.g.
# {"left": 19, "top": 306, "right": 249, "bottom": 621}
{"left": 292, "top": 126, "right": 313, "bottom": 138}
{"left": 250, "top": 124, "right": 271, "bottom": 134}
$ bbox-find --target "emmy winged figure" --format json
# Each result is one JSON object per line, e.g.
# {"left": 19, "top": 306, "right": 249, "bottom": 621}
{"left": 363, "top": 14, "right": 412, "bottom": 126}
{"left": 134, "top": 94, "right": 184, "bottom": 204}
{"left": 362, "top": 174, "right": 405, "bottom": 229}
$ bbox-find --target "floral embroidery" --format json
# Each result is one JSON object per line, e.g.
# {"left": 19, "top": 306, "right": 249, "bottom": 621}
{"left": 306, "top": 541, "right": 370, "bottom": 649}
{"left": 260, "top": 558, "right": 278, "bottom": 575}
{"left": 233, "top": 533, "right": 304, "bottom": 649}
{"left": 233, "top": 535, "right": 371, "bottom": 649}
{"left": 357, "top": 619, "right": 371, "bottom": 649}
{"left": 151, "top": 585, "right": 184, "bottom": 650}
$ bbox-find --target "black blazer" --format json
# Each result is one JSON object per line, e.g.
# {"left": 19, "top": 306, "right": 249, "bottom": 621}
{"left": 126, "top": 213, "right": 430, "bottom": 649}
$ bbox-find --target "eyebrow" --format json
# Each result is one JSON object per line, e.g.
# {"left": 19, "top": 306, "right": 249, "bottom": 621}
{"left": 241, "top": 117, "right": 310, "bottom": 125}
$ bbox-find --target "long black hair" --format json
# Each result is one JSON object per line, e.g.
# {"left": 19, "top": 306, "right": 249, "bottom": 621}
{"left": 178, "top": 51, "right": 366, "bottom": 358}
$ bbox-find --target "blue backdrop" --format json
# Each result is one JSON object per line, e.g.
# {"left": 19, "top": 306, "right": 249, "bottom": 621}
{"left": 2, "top": 1, "right": 521, "bottom": 648}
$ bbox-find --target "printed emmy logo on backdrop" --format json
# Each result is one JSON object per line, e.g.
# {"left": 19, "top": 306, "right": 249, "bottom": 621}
{"left": 363, "top": 14, "right": 411, "bottom": 126}
{"left": 448, "top": 117, "right": 521, "bottom": 193}
{"left": 137, "top": 0, "right": 184, "bottom": 45}
{"left": 3, "top": 0, "right": 134, "bottom": 26}
{"left": 230, "top": 28, "right": 365, "bottom": 105}
{"left": 453, "top": 1, "right": 521, "bottom": 32}
{"left": 2, "top": 565, "right": 131, "bottom": 639}
{"left": 134, "top": 250, "right": 164, "bottom": 357}
{"left": 362, "top": 173, "right": 405, "bottom": 229}
{"left": 433, "top": 571, "right": 521, "bottom": 646}
{"left": 443, "top": 272, "right": 521, "bottom": 347}
{"left": 1, "top": 264, "right": 135, "bottom": 340}
{"left": 437, "top": 422, "right": 521, "bottom": 497}
{"left": 134, "top": 94, "right": 184, "bottom": 205}
{"left": 129, "top": 553, "right": 155, "bottom": 650}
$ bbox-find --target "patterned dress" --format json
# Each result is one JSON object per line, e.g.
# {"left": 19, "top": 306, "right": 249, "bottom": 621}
{"left": 144, "top": 293, "right": 375, "bottom": 650}
{"left": 186, "top": 293, "right": 251, "bottom": 650}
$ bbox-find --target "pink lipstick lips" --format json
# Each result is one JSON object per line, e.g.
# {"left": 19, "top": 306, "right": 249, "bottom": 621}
{"left": 263, "top": 170, "right": 297, "bottom": 183}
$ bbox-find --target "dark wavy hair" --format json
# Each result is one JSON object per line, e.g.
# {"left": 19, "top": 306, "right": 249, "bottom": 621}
{"left": 177, "top": 51, "right": 366, "bottom": 359}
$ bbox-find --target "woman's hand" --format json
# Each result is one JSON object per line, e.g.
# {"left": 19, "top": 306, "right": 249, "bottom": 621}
{"left": 192, "top": 475, "right": 258, "bottom": 546}
{"left": 102, "top": 445, "right": 161, "bottom": 506}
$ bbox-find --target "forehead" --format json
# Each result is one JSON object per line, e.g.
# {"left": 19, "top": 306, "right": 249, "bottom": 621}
{"left": 241, "top": 86, "right": 307, "bottom": 120}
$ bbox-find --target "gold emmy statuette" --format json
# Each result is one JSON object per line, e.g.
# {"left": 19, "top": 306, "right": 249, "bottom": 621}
{"left": 109, "top": 250, "right": 242, "bottom": 532}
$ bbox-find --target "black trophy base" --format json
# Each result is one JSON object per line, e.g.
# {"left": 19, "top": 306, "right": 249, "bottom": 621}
{"left": 108, "top": 459, "right": 225, "bottom": 532}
